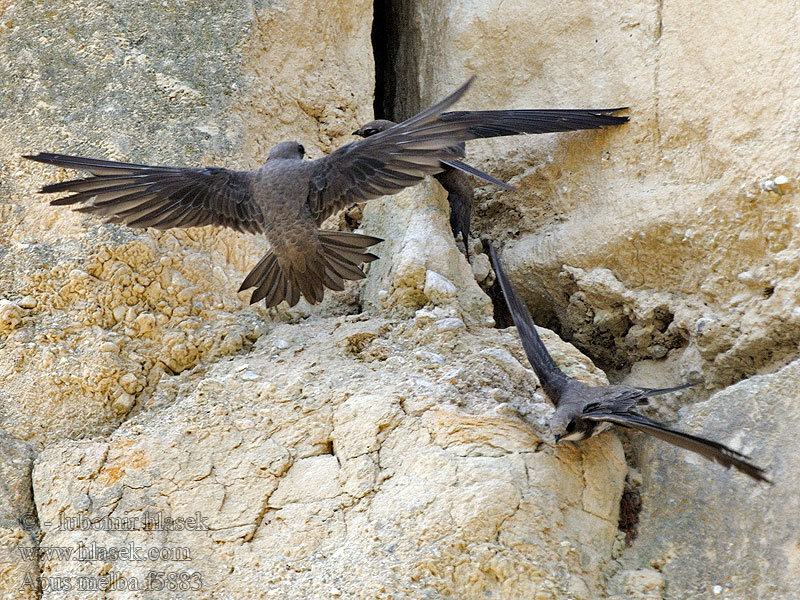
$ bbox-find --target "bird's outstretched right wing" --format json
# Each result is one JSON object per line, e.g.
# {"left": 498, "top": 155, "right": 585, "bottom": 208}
{"left": 307, "top": 76, "right": 514, "bottom": 223}
{"left": 583, "top": 409, "right": 770, "bottom": 483}
{"left": 25, "top": 153, "right": 264, "bottom": 234}
{"left": 440, "top": 108, "right": 629, "bottom": 138}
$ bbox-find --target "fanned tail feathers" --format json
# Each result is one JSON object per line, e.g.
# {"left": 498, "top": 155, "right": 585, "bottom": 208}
{"left": 239, "top": 230, "right": 382, "bottom": 308}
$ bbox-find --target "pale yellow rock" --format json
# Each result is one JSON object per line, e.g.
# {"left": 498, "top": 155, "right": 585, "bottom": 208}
{"left": 1, "top": 0, "right": 371, "bottom": 444}
{"left": 361, "top": 179, "right": 495, "bottom": 327}
{"left": 29, "top": 318, "right": 625, "bottom": 599}
{"left": 1, "top": 0, "right": 793, "bottom": 598}
{"left": 401, "top": 0, "right": 800, "bottom": 389}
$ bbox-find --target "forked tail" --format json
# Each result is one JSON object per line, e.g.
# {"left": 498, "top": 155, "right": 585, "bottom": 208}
{"left": 239, "top": 230, "right": 383, "bottom": 308}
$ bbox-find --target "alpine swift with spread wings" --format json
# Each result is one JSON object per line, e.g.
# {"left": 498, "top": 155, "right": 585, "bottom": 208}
{"left": 28, "top": 77, "right": 526, "bottom": 309}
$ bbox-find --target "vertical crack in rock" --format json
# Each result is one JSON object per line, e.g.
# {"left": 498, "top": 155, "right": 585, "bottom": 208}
{"left": 371, "top": 0, "right": 421, "bottom": 121}
{"left": 26, "top": 468, "right": 43, "bottom": 600}
{"left": 486, "top": 276, "right": 514, "bottom": 329}
{"left": 0, "top": 437, "right": 42, "bottom": 599}
{"left": 653, "top": 0, "right": 664, "bottom": 152}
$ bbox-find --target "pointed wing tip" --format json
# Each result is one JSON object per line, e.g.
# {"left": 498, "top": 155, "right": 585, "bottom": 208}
{"left": 753, "top": 470, "right": 772, "bottom": 484}
{"left": 50, "top": 197, "right": 77, "bottom": 206}
{"left": 732, "top": 460, "right": 771, "bottom": 484}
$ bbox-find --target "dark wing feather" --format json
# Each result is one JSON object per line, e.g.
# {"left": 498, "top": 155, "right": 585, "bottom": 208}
{"left": 306, "top": 77, "right": 516, "bottom": 223}
{"left": 439, "top": 108, "right": 629, "bottom": 138}
{"left": 25, "top": 153, "right": 264, "bottom": 234}
{"left": 441, "top": 159, "right": 515, "bottom": 191}
{"left": 583, "top": 410, "right": 770, "bottom": 483}
{"left": 488, "top": 243, "right": 569, "bottom": 401}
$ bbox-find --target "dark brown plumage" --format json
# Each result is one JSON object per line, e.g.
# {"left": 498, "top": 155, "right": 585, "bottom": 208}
{"left": 488, "top": 243, "right": 770, "bottom": 483}
{"left": 354, "top": 108, "right": 629, "bottom": 260}
{"left": 26, "top": 77, "right": 522, "bottom": 308}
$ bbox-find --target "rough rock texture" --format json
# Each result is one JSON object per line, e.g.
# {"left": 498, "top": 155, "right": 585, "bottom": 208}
{"left": 32, "top": 318, "right": 625, "bottom": 599}
{"left": 626, "top": 359, "right": 796, "bottom": 600}
{"left": 388, "top": 5, "right": 797, "bottom": 594}
{"left": 1, "top": 0, "right": 373, "bottom": 444}
{"left": 0, "top": 435, "right": 39, "bottom": 599}
{"left": 0, "top": 0, "right": 794, "bottom": 598}
{"left": 360, "top": 179, "right": 494, "bottom": 328}
{"left": 402, "top": 0, "right": 800, "bottom": 390}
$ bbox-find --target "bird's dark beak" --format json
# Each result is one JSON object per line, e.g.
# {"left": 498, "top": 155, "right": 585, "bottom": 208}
{"left": 553, "top": 434, "right": 562, "bottom": 443}
{"left": 352, "top": 129, "right": 360, "bottom": 136}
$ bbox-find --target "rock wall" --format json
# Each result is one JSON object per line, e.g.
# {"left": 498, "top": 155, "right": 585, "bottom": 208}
{"left": 0, "top": 0, "right": 794, "bottom": 599}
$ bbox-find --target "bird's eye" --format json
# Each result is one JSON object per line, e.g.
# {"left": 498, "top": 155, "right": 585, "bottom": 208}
{"left": 566, "top": 421, "right": 576, "bottom": 433}
{"left": 364, "top": 128, "right": 378, "bottom": 137}
{"left": 297, "top": 144, "right": 305, "bottom": 156}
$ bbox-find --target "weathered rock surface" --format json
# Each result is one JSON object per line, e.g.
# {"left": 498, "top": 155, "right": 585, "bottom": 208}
{"left": 1, "top": 0, "right": 372, "bottom": 444}
{"left": 401, "top": 0, "right": 800, "bottom": 391}
{"left": 32, "top": 317, "right": 625, "bottom": 599}
{"left": 0, "top": 0, "right": 795, "bottom": 598}
{"left": 0, "top": 435, "right": 39, "bottom": 599}
{"left": 360, "top": 179, "right": 494, "bottom": 327}
{"left": 626, "top": 359, "right": 795, "bottom": 600}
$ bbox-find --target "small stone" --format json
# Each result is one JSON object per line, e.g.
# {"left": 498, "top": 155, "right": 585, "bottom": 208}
{"left": 471, "top": 253, "right": 492, "bottom": 284}
{"left": 414, "top": 350, "right": 445, "bottom": 365}
{"left": 111, "top": 393, "right": 135, "bottom": 413}
{"left": 0, "top": 300, "right": 23, "bottom": 331}
{"left": 18, "top": 296, "right": 37, "bottom": 309}
{"left": 423, "top": 270, "right": 457, "bottom": 304}
{"left": 241, "top": 370, "right": 260, "bottom": 381}
{"left": 414, "top": 307, "right": 438, "bottom": 327}
{"left": 274, "top": 339, "right": 290, "bottom": 350}
{"left": 435, "top": 317, "right": 466, "bottom": 333}
{"left": 760, "top": 179, "right": 780, "bottom": 194}
{"left": 100, "top": 342, "right": 120, "bottom": 353}
{"left": 119, "top": 373, "right": 139, "bottom": 394}
{"left": 112, "top": 305, "right": 127, "bottom": 323}
{"left": 135, "top": 312, "right": 156, "bottom": 334}
{"left": 737, "top": 271, "right": 757, "bottom": 286}
{"left": 649, "top": 344, "right": 667, "bottom": 358}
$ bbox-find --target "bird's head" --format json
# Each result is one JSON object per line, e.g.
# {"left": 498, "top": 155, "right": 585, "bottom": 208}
{"left": 549, "top": 411, "right": 587, "bottom": 443}
{"left": 268, "top": 141, "right": 305, "bottom": 160}
{"left": 352, "top": 120, "right": 396, "bottom": 138}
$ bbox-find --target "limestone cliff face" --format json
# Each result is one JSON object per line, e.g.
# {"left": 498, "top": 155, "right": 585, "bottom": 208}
{"left": 0, "top": 1, "right": 793, "bottom": 599}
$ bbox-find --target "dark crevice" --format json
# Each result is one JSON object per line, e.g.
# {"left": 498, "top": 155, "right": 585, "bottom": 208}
{"left": 371, "top": 0, "right": 390, "bottom": 119}
{"left": 371, "top": 0, "right": 420, "bottom": 121}
{"left": 487, "top": 276, "right": 513, "bottom": 329}
{"left": 618, "top": 483, "right": 642, "bottom": 545}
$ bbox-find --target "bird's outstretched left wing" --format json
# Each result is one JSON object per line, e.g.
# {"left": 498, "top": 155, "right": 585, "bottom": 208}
{"left": 439, "top": 108, "right": 629, "bottom": 138}
{"left": 25, "top": 153, "right": 264, "bottom": 234}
